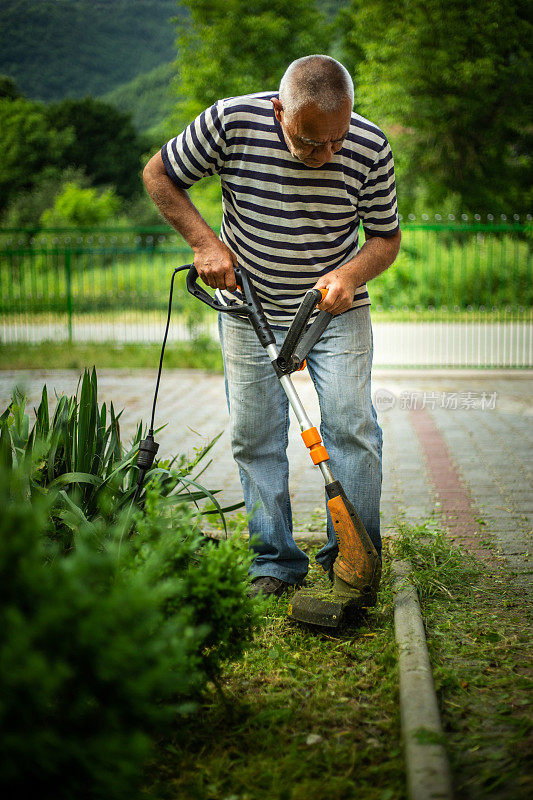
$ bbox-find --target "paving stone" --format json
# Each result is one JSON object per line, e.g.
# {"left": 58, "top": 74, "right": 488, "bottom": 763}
{"left": 481, "top": 517, "right": 529, "bottom": 532}
{"left": 493, "top": 530, "right": 531, "bottom": 544}
{"left": 496, "top": 543, "right": 530, "bottom": 556}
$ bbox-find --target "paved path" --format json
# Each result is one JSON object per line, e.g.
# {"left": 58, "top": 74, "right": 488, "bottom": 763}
{"left": 1, "top": 368, "right": 531, "bottom": 587}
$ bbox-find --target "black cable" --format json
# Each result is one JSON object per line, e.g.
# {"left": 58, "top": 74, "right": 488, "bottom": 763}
{"left": 150, "top": 265, "right": 190, "bottom": 432}
{"left": 135, "top": 264, "right": 191, "bottom": 500}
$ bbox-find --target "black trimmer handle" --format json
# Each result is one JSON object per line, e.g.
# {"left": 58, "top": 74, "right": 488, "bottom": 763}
{"left": 276, "top": 288, "right": 325, "bottom": 372}
{"left": 185, "top": 264, "right": 275, "bottom": 348}
{"left": 290, "top": 310, "right": 334, "bottom": 368}
{"left": 186, "top": 264, "right": 243, "bottom": 313}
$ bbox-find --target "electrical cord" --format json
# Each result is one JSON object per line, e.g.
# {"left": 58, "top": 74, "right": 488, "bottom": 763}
{"left": 134, "top": 265, "right": 191, "bottom": 500}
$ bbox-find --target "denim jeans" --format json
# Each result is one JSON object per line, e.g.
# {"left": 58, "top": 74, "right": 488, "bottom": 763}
{"left": 218, "top": 306, "right": 383, "bottom": 585}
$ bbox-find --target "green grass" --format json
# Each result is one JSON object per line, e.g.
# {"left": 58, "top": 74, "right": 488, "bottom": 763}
{"left": 392, "top": 520, "right": 532, "bottom": 800}
{"left": 144, "top": 520, "right": 532, "bottom": 799}
{"left": 0, "top": 338, "right": 224, "bottom": 372}
{"left": 145, "top": 544, "right": 405, "bottom": 800}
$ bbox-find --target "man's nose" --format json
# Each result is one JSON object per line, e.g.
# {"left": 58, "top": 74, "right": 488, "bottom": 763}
{"left": 316, "top": 142, "right": 334, "bottom": 161}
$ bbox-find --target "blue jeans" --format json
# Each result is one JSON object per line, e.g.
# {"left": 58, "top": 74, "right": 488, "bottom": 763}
{"left": 218, "top": 306, "right": 383, "bottom": 585}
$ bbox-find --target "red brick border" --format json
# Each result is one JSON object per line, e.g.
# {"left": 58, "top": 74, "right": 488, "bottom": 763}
{"left": 409, "top": 407, "right": 492, "bottom": 559}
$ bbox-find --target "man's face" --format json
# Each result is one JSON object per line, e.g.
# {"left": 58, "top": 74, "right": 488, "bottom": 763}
{"left": 272, "top": 97, "right": 352, "bottom": 168}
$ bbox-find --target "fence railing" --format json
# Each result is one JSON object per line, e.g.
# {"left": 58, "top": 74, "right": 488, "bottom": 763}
{"left": 1, "top": 219, "right": 531, "bottom": 368}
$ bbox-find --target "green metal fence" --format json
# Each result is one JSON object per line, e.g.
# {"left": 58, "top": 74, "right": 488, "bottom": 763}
{"left": 1, "top": 216, "right": 531, "bottom": 367}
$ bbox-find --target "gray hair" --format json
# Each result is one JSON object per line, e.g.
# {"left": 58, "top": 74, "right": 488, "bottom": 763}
{"left": 279, "top": 55, "right": 354, "bottom": 120}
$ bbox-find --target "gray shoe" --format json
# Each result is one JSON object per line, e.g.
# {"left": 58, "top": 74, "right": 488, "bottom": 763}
{"left": 248, "top": 576, "right": 298, "bottom": 598}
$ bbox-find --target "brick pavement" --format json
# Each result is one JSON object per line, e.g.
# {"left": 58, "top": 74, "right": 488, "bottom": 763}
{"left": 0, "top": 368, "right": 531, "bottom": 589}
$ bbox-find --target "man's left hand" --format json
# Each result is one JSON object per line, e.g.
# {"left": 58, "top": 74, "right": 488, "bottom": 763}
{"left": 313, "top": 266, "right": 360, "bottom": 315}
{"left": 313, "top": 230, "right": 402, "bottom": 315}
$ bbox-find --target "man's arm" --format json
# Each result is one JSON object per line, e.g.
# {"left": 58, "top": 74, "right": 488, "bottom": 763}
{"left": 142, "top": 151, "right": 237, "bottom": 291}
{"left": 314, "top": 230, "right": 401, "bottom": 315}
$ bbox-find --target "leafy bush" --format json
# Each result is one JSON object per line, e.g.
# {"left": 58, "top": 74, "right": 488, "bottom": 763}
{"left": 0, "top": 461, "right": 258, "bottom": 799}
{"left": 127, "top": 484, "right": 259, "bottom": 685}
{"left": 40, "top": 181, "right": 122, "bottom": 228}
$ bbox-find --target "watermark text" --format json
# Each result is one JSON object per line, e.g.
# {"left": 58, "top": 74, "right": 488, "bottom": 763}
{"left": 373, "top": 388, "right": 498, "bottom": 412}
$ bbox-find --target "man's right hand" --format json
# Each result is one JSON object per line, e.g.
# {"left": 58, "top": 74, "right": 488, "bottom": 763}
{"left": 142, "top": 152, "right": 238, "bottom": 292}
{"left": 194, "top": 238, "right": 238, "bottom": 291}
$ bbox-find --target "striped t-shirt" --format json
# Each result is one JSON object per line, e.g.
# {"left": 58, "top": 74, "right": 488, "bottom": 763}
{"left": 162, "top": 92, "right": 399, "bottom": 326}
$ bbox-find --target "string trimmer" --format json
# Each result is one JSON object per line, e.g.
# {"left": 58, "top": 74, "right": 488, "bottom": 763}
{"left": 136, "top": 264, "right": 381, "bottom": 628}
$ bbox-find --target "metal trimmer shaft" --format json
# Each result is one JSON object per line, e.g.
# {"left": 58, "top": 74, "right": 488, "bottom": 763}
{"left": 265, "top": 342, "right": 335, "bottom": 486}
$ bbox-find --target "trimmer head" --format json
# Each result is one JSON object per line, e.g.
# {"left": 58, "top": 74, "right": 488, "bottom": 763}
{"left": 288, "top": 588, "right": 360, "bottom": 628}
{"left": 288, "top": 575, "right": 377, "bottom": 629}
{"left": 287, "top": 480, "right": 382, "bottom": 629}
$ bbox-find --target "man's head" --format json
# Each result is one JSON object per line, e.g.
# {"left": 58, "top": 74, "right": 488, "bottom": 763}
{"left": 272, "top": 55, "right": 354, "bottom": 169}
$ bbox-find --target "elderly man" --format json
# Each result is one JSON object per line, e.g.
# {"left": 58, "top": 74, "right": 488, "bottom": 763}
{"left": 143, "top": 55, "right": 401, "bottom": 598}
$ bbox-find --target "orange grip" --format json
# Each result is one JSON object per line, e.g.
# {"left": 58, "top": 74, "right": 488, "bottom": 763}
{"left": 310, "top": 445, "right": 329, "bottom": 465}
{"left": 301, "top": 427, "right": 330, "bottom": 464}
{"left": 319, "top": 288, "right": 328, "bottom": 302}
{"left": 301, "top": 427, "right": 321, "bottom": 447}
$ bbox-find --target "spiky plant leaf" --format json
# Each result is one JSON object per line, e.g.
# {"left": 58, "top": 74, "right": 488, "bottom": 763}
{"left": 0, "top": 421, "right": 12, "bottom": 469}
{"left": 35, "top": 385, "right": 49, "bottom": 439}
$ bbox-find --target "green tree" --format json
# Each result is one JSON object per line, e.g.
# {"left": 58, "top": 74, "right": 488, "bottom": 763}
{"left": 0, "top": 98, "right": 72, "bottom": 213}
{"left": 45, "top": 97, "right": 147, "bottom": 199}
{"left": 341, "top": 0, "right": 533, "bottom": 214}
{"left": 174, "top": 0, "right": 332, "bottom": 121}
{"left": 0, "top": 74, "right": 21, "bottom": 99}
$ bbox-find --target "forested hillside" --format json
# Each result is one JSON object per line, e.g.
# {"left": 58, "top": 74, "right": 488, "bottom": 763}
{"left": 101, "top": 62, "right": 176, "bottom": 135}
{"left": 0, "top": 0, "right": 180, "bottom": 102}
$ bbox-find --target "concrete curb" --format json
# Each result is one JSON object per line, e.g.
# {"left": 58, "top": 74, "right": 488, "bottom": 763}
{"left": 392, "top": 560, "right": 454, "bottom": 800}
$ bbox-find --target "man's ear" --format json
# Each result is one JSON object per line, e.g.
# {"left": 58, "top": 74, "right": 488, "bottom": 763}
{"left": 271, "top": 97, "right": 283, "bottom": 122}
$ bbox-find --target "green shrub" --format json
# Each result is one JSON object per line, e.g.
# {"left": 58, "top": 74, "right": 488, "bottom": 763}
{"left": 127, "top": 482, "right": 259, "bottom": 683}
{"left": 40, "top": 181, "right": 121, "bottom": 228}
{"left": 0, "top": 463, "right": 258, "bottom": 799}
